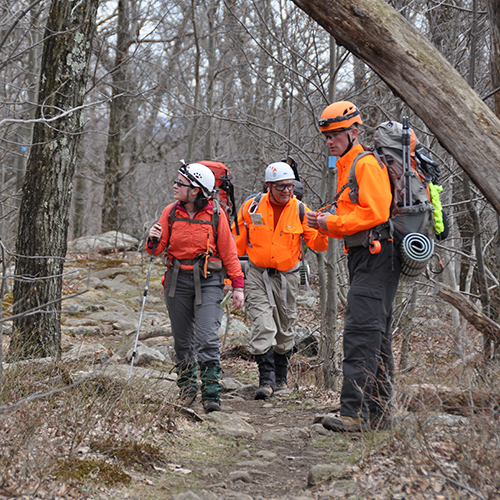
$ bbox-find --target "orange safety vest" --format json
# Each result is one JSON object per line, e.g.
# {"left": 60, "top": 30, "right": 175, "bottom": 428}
{"left": 234, "top": 192, "right": 328, "bottom": 271}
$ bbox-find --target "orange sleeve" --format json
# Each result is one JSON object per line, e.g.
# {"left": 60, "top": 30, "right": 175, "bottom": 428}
{"left": 302, "top": 204, "right": 329, "bottom": 251}
{"left": 145, "top": 202, "right": 176, "bottom": 256}
{"left": 325, "top": 156, "right": 391, "bottom": 236}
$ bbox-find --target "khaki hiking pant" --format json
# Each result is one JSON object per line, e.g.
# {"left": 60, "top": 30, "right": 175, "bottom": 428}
{"left": 245, "top": 265, "right": 300, "bottom": 356}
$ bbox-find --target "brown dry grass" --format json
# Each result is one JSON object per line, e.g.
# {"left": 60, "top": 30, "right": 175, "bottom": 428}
{"left": 1, "top": 256, "right": 499, "bottom": 499}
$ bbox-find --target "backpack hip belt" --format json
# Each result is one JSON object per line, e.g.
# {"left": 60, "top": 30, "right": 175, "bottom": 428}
{"left": 343, "top": 222, "right": 392, "bottom": 250}
{"left": 168, "top": 257, "right": 222, "bottom": 306}
{"left": 249, "top": 261, "right": 300, "bottom": 312}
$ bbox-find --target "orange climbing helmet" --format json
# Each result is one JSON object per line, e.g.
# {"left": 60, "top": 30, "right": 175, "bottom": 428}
{"left": 318, "top": 101, "right": 363, "bottom": 132}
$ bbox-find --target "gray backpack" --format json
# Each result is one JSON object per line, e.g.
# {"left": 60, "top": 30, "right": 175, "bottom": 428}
{"left": 343, "top": 120, "right": 436, "bottom": 245}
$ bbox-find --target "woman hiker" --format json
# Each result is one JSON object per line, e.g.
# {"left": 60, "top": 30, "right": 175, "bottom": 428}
{"left": 146, "top": 162, "right": 244, "bottom": 413}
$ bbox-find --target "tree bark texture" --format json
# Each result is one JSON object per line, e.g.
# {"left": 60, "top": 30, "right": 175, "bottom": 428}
{"left": 488, "top": 0, "right": 500, "bottom": 117}
{"left": 11, "top": 0, "right": 99, "bottom": 359}
{"left": 291, "top": 0, "right": 500, "bottom": 214}
{"left": 435, "top": 283, "right": 500, "bottom": 345}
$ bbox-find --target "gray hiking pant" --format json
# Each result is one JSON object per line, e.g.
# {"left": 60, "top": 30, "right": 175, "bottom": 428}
{"left": 165, "top": 270, "right": 223, "bottom": 366}
{"left": 245, "top": 264, "right": 300, "bottom": 356}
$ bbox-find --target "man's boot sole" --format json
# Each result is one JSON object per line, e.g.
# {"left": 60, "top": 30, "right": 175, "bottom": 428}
{"left": 322, "top": 415, "right": 369, "bottom": 433}
{"left": 254, "top": 387, "right": 274, "bottom": 400}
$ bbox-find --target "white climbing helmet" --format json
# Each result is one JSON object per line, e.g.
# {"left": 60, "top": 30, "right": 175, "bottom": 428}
{"left": 178, "top": 162, "right": 215, "bottom": 198}
{"left": 265, "top": 162, "right": 295, "bottom": 183}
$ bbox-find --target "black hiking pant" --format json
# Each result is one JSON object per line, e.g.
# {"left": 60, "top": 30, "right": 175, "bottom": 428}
{"left": 340, "top": 240, "right": 401, "bottom": 421}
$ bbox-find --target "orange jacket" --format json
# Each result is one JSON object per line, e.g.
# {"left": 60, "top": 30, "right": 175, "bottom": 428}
{"left": 146, "top": 202, "right": 244, "bottom": 288}
{"left": 324, "top": 144, "right": 392, "bottom": 239}
{"left": 233, "top": 193, "right": 328, "bottom": 271}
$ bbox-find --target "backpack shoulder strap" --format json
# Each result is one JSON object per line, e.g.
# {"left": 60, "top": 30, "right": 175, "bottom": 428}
{"left": 248, "top": 193, "right": 263, "bottom": 215}
{"left": 346, "top": 150, "right": 384, "bottom": 205}
{"left": 167, "top": 200, "right": 220, "bottom": 251}
{"left": 237, "top": 193, "right": 259, "bottom": 229}
{"left": 297, "top": 199, "right": 305, "bottom": 224}
{"left": 240, "top": 193, "right": 263, "bottom": 248}
{"left": 211, "top": 198, "right": 220, "bottom": 248}
{"left": 166, "top": 201, "right": 180, "bottom": 250}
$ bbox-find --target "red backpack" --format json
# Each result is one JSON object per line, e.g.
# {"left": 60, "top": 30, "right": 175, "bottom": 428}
{"left": 198, "top": 160, "right": 236, "bottom": 222}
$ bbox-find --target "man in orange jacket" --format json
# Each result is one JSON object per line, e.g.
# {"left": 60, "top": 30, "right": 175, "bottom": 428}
{"left": 307, "top": 101, "right": 402, "bottom": 432}
{"left": 234, "top": 162, "right": 328, "bottom": 400}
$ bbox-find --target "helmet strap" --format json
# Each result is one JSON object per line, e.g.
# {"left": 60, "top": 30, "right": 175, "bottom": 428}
{"left": 340, "top": 132, "right": 354, "bottom": 157}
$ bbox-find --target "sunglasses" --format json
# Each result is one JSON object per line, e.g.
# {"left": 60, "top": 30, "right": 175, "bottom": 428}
{"left": 174, "top": 180, "right": 192, "bottom": 189}
{"left": 272, "top": 183, "right": 295, "bottom": 192}
{"left": 322, "top": 130, "right": 348, "bottom": 140}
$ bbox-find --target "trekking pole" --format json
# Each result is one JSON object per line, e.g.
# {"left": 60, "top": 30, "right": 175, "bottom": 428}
{"left": 402, "top": 117, "right": 412, "bottom": 207}
{"left": 129, "top": 238, "right": 158, "bottom": 380}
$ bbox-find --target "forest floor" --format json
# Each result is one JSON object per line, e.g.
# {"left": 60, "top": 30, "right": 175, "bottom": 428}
{"left": 0, "top": 252, "right": 498, "bottom": 500}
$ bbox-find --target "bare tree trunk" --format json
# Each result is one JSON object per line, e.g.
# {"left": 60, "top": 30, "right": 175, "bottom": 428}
{"left": 487, "top": 0, "right": 500, "bottom": 352}
{"left": 204, "top": 0, "right": 217, "bottom": 159}
{"left": 14, "top": 7, "right": 41, "bottom": 204}
{"left": 102, "top": 0, "right": 132, "bottom": 232}
{"left": 321, "top": 36, "right": 340, "bottom": 389}
{"left": 435, "top": 283, "right": 500, "bottom": 345}
{"left": 399, "top": 284, "right": 418, "bottom": 370}
{"left": 186, "top": 0, "right": 202, "bottom": 162}
{"left": 488, "top": 0, "right": 500, "bottom": 118}
{"left": 463, "top": 0, "right": 492, "bottom": 358}
{"left": 72, "top": 173, "right": 86, "bottom": 239}
{"left": 321, "top": 164, "right": 339, "bottom": 388}
{"left": 10, "top": 0, "right": 98, "bottom": 360}
{"left": 291, "top": 0, "right": 500, "bottom": 214}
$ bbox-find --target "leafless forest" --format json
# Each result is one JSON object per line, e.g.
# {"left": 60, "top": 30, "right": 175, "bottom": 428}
{"left": 1, "top": 0, "right": 499, "bottom": 348}
{"left": 1, "top": 0, "right": 500, "bottom": 497}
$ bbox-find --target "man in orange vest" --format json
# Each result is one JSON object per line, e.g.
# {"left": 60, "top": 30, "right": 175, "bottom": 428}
{"left": 234, "top": 162, "right": 328, "bottom": 400}
{"left": 307, "top": 101, "right": 402, "bottom": 432}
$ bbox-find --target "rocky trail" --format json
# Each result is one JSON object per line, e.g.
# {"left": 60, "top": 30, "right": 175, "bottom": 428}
{"left": 2, "top": 251, "right": 492, "bottom": 500}
{"left": 99, "top": 382, "right": 367, "bottom": 500}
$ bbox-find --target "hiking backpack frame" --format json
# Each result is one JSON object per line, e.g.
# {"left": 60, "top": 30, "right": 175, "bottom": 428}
{"left": 328, "top": 118, "right": 443, "bottom": 278}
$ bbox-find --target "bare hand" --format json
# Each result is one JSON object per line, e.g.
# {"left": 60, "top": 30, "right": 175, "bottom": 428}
{"left": 306, "top": 211, "right": 319, "bottom": 228}
{"left": 317, "top": 213, "right": 329, "bottom": 231}
{"left": 149, "top": 223, "right": 162, "bottom": 241}
{"left": 231, "top": 289, "right": 245, "bottom": 310}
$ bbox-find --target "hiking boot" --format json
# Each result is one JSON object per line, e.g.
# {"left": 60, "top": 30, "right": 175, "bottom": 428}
{"left": 203, "top": 399, "right": 221, "bottom": 413}
{"left": 322, "top": 415, "right": 369, "bottom": 433}
{"left": 254, "top": 384, "right": 274, "bottom": 400}
{"left": 274, "top": 381, "right": 288, "bottom": 393}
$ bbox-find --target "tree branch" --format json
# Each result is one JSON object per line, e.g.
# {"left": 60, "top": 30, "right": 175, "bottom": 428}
{"left": 434, "top": 282, "right": 500, "bottom": 344}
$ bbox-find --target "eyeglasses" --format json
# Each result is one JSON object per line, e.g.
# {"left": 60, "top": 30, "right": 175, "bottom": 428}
{"left": 272, "top": 183, "right": 295, "bottom": 192}
{"left": 174, "top": 180, "right": 192, "bottom": 188}
{"left": 322, "top": 129, "right": 348, "bottom": 141}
